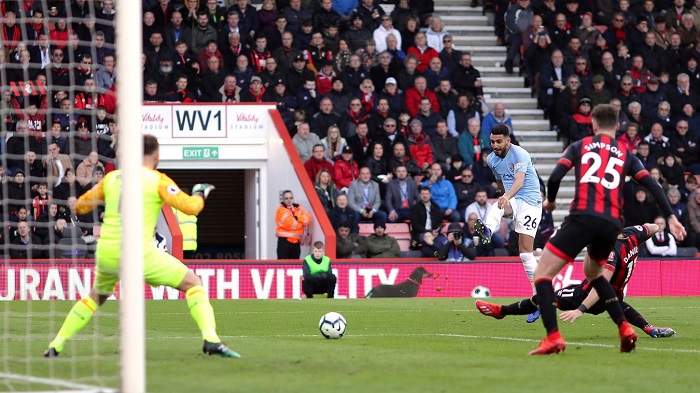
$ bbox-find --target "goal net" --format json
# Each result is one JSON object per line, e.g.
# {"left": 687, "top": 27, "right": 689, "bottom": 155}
{"left": 1, "top": 1, "right": 121, "bottom": 391}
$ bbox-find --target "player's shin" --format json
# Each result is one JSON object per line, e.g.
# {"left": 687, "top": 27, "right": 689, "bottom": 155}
{"left": 186, "top": 285, "right": 221, "bottom": 343}
{"left": 501, "top": 297, "right": 539, "bottom": 315}
{"left": 519, "top": 252, "right": 537, "bottom": 292}
{"left": 534, "top": 279, "right": 559, "bottom": 334}
{"left": 49, "top": 297, "right": 99, "bottom": 352}
{"left": 589, "top": 276, "right": 626, "bottom": 326}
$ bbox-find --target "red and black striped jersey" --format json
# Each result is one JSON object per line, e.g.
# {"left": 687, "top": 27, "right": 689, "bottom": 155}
{"left": 606, "top": 224, "right": 651, "bottom": 293}
{"left": 556, "top": 134, "right": 649, "bottom": 223}
{"left": 580, "top": 224, "right": 651, "bottom": 296}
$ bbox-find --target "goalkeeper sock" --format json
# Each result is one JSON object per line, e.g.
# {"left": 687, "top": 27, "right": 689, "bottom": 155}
{"left": 186, "top": 285, "right": 220, "bottom": 343}
{"left": 49, "top": 296, "right": 98, "bottom": 353}
{"left": 519, "top": 252, "right": 537, "bottom": 294}
{"left": 501, "top": 297, "right": 538, "bottom": 316}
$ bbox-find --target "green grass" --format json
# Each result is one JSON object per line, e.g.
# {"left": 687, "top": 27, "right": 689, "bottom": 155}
{"left": 3, "top": 297, "right": 700, "bottom": 393}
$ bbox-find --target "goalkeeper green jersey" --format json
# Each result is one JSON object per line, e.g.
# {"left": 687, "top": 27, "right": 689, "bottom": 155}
{"left": 76, "top": 167, "right": 205, "bottom": 244}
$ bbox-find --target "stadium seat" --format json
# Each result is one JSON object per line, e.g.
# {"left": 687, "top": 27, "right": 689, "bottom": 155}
{"left": 359, "top": 223, "right": 374, "bottom": 237}
{"left": 676, "top": 247, "right": 699, "bottom": 258}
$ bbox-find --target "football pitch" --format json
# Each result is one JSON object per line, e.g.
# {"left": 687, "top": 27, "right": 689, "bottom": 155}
{"left": 4, "top": 297, "right": 700, "bottom": 393}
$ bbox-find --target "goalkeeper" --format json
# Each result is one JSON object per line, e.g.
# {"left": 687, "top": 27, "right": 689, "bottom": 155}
{"left": 45, "top": 135, "right": 240, "bottom": 358}
{"left": 475, "top": 222, "right": 676, "bottom": 339}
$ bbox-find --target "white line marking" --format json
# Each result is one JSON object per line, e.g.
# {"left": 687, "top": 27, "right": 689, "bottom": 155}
{"left": 0, "top": 372, "right": 117, "bottom": 392}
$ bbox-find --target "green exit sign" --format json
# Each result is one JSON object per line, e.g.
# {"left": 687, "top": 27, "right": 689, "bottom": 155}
{"left": 183, "top": 147, "right": 219, "bottom": 159}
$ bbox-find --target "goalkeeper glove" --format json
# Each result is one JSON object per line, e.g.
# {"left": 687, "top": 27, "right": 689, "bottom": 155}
{"left": 192, "top": 184, "right": 216, "bottom": 199}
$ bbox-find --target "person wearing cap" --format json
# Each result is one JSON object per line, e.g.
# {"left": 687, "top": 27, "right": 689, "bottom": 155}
{"left": 365, "top": 222, "right": 400, "bottom": 258}
{"left": 287, "top": 52, "right": 316, "bottom": 95}
{"left": 342, "top": 14, "right": 371, "bottom": 53}
{"left": 438, "top": 221, "right": 477, "bottom": 261}
{"left": 333, "top": 145, "right": 360, "bottom": 190}
{"left": 566, "top": 97, "right": 593, "bottom": 144}
{"left": 315, "top": 60, "right": 337, "bottom": 95}
{"left": 378, "top": 76, "right": 404, "bottom": 114}
{"left": 587, "top": 74, "right": 612, "bottom": 108}
{"left": 264, "top": 78, "right": 299, "bottom": 128}
{"left": 240, "top": 75, "right": 266, "bottom": 102}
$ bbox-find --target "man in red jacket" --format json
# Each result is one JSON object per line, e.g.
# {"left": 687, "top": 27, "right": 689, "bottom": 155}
{"left": 405, "top": 75, "right": 440, "bottom": 117}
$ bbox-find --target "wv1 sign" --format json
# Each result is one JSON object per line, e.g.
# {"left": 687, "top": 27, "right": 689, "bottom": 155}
{"left": 173, "top": 106, "right": 226, "bottom": 138}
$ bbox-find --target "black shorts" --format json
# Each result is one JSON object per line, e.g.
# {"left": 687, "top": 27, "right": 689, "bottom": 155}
{"left": 555, "top": 283, "right": 622, "bottom": 315}
{"left": 546, "top": 215, "right": 621, "bottom": 263}
{"left": 555, "top": 284, "right": 602, "bottom": 315}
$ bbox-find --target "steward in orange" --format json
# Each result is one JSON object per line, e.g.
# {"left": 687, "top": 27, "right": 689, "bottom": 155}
{"left": 275, "top": 190, "right": 312, "bottom": 259}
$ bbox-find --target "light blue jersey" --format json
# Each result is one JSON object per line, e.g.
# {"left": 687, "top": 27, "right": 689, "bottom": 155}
{"left": 486, "top": 144, "right": 542, "bottom": 207}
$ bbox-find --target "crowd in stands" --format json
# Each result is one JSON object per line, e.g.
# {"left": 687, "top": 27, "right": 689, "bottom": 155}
{"left": 1, "top": 0, "right": 699, "bottom": 259}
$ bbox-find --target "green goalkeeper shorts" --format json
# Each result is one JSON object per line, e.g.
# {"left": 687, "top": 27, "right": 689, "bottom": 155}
{"left": 93, "top": 241, "right": 189, "bottom": 295}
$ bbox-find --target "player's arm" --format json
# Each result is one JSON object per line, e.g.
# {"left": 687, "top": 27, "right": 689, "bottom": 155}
{"left": 75, "top": 181, "right": 105, "bottom": 215}
{"left": 158, "top": 174, "right": 205, "bottom": 216}
{"left": 503, "top": 172, "right": 525, "bottom": 200}
{"left": 559, "top": 268, "right": 614, "bottom": 323}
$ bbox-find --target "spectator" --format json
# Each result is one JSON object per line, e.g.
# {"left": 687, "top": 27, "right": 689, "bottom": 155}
{"left": 75, "top": 151, "right": 104, "bottom": 187}
{"left": 275, "top": 190, "right": 312, "bottom": 259}
{"left": 617, "top": 122, "right": 642, "bottom": 154}
{"left": 504, "top": 0, "right": 534, "bottom": 74}
{"left": 365, "top": 141, "right": 392, "bottom": 190}
{"left": 670, "top": 120, "right": 700, "bottom": 174}
{"left": 644, "top": 123, "right": 671, "bottom": 159}
{"left": 329, "top": 194, "right": 361, "bottom": 234}
{"left": 481, "top": 102, "right": 513, "bottom": 141}
{"left": 191, "top": 12, "right": 218, "bottom": 54}
{"left": 624, "top": 185, "right": 659, "bottom": 227}
{"left": 434, "top": 79, "right": 459, "bottom": 120}
{"left": 566, "top": 97, "right": 593, "bottom": 144}
{"left": 458, "top": 118, "right": 489, "bottom": 168}
{"left": 539, "top": 50, "right": 573, "bottom": 129}
{"left": 645, "top": 216, "right": 677, "bottom": 257}
{"left": 374, "top": 15, "right": 401, "bottom": 53}
{"left": 347, "top": 167, "right": 388, "bottom": 226}
{"left": 407, "top": 32, "right": 439, "bottom": 74}
{"left": 387, "top": 142, "right": 421, "bottom": 178}
{"left": 315, "top": 169, "right": 338, "bottom": 213}
{"left": 430, "top": 120, "right": 458, "bottom": 168}
{"left": 320, "top": 125, "right": 346, "bottom": 162}
{"left": 405, "top": 77, "right": 439, "bottom": 118}
{"left": 421, "top": 162, "right": 459, "bottom": 222}
{"left": 336, "top": 221, "right": 367, "bottom": 258}
{"left": 365, "top": 222, "right": 401, "bottom": 258}
{"left": 405, "top": 119, "right": 433, "bottom": 172}
{"left": 9, "top": 221, "right": 43, "bottom": 259}
{"left": 416, "top": 97, "right": 441, "bottom": 137}
{"left": 7, "top": 171, "right": 31, "bottom": 215}
{"left": 302, "top": 241, "right": 337, "bottom": 298}
{"left": 447, "top": 94, "right": 480, "bottom": 137}
{"left": 333, "top": 146, "right": 359, "bottom": 191}
{"left": 385, "top": 165, "right": 419, "bottom": 223}
{"left": 293, "top": 122, "right": 321, "bottom": 162}
{"left": 658, "top": 154, "right": 686, "bottom": 189}
{"left": 439, "top": 34, "right": 462, "bottom": 75}
{"left": 439, "top": 220, "right": 478, "bottom": 259}
{"left": 305, "top": 144, "right": 334, "bottom": 182}
{"left": 30, "top": 182, "right": 50, "bottom": 220}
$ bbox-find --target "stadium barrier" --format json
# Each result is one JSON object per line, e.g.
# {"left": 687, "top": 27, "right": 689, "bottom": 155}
{"left": 1, "top": 259, "right": 699, "bottom": 300}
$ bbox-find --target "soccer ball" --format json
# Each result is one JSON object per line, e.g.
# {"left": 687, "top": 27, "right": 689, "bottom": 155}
{"left": 471, "top": 286, "right": 491, "bottom": 298}
{"left": 319, "top": 312, "right": 346, "bottom": 339}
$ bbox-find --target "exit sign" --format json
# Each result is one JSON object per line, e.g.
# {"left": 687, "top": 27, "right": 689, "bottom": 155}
{"left": 182, "top": 147, "right": 219, "bottom": 159}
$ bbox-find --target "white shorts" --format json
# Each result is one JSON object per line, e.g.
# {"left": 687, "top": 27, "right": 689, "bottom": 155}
{"left": 506, "top": 198, "right": 542, "bottom": 239}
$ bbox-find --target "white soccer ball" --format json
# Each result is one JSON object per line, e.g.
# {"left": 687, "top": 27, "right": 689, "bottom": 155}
{"left": 471, "top": 286, "right": 491, "bottom": 298}
{"left": 319, "top": 312, "right": 347, "bottom": 339}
